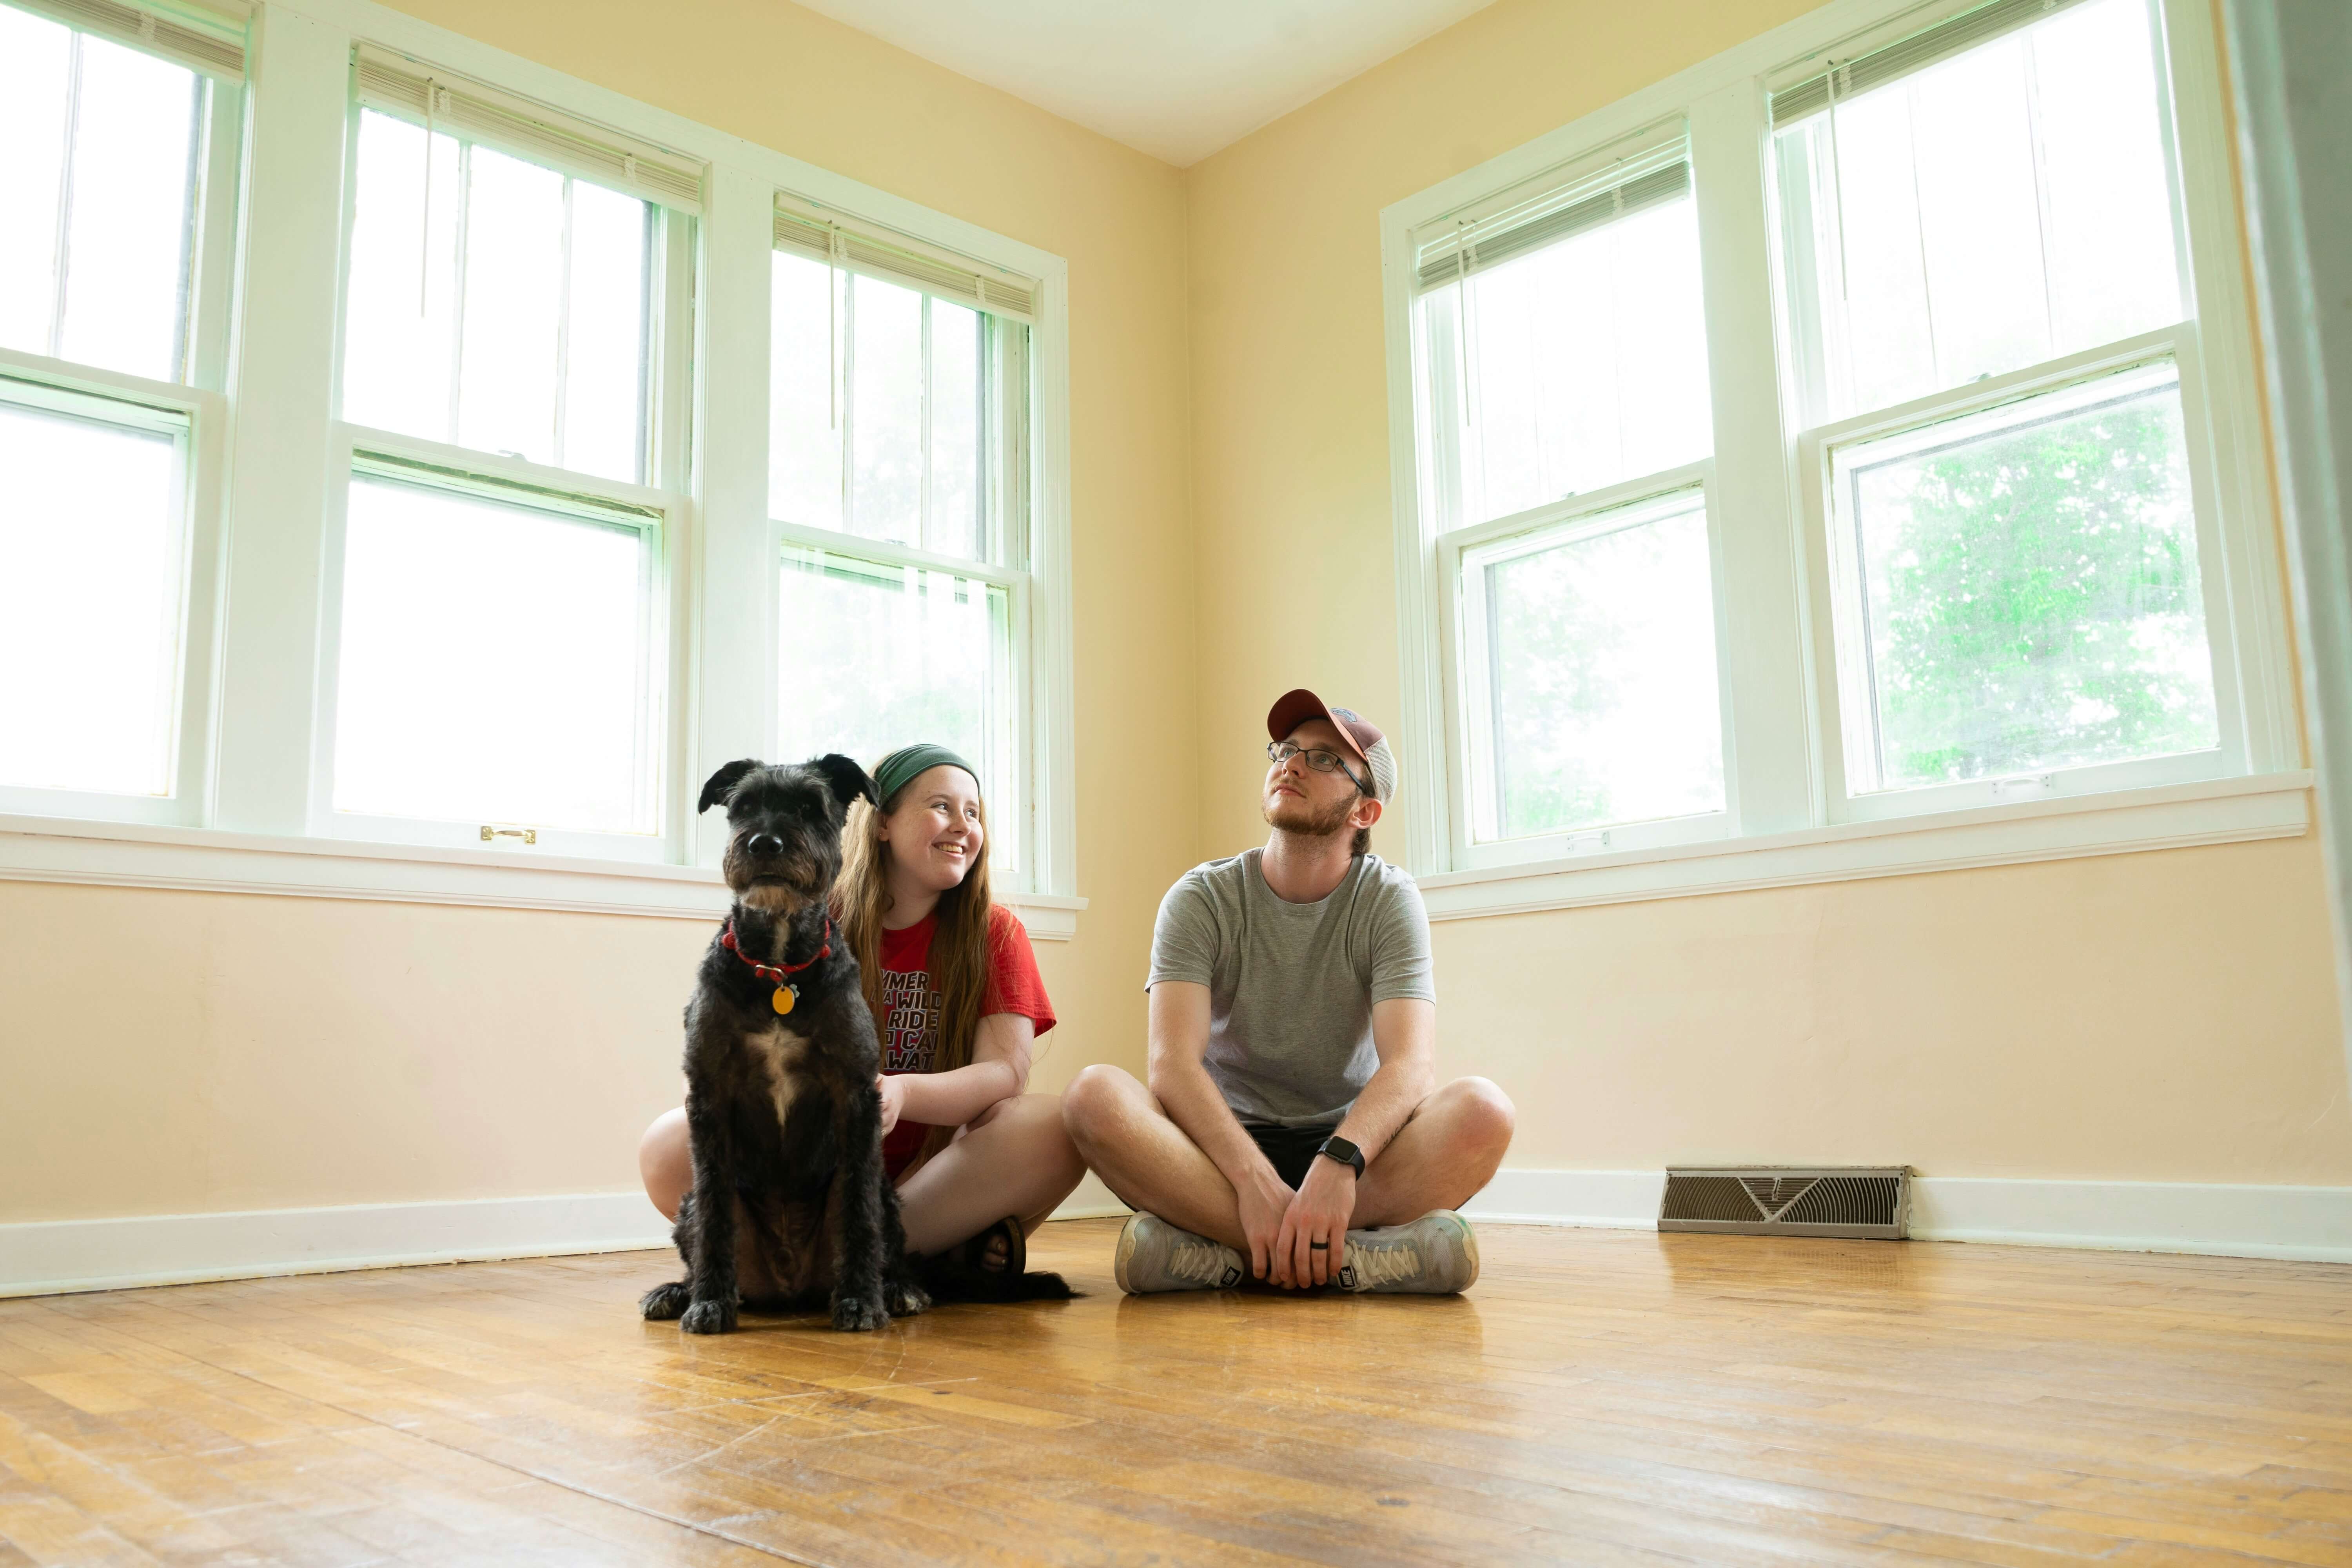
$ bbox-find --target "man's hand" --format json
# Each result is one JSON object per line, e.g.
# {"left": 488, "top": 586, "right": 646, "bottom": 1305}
{"left": 1275, "top": 1156, "right": 1357, "bottom": 1287}
{"left": 1236, "top": 1167, "right": 1294, "bottom": 1283}
{"left": 875, "top": 1073, "right": 907, "bottom": 1136}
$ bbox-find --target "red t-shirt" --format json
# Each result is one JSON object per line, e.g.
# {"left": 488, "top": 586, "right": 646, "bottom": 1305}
{"left": 878, "top": 902, "right": 1055, "bottom": 1178}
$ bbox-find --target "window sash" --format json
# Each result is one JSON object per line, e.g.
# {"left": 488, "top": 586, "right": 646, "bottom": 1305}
{"left": 1797, "top": 325, "right": 2242, "bottom": 820}
{"left": 0, "top": 356, "right": 225, "bottom": 826}
{"left": 308, "top": 428, "right": 683, "bottom": 859}
{"left": 1439, "top": 463, "right": 1733, "bottom": 866}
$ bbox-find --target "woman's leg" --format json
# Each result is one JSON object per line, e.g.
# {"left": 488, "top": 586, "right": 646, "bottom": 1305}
{"left": 639, "top": 1107, "right": 691, "bottom": 1222}
{"left": 894, "top": 1093, "right": 1086, "bottom": 1256}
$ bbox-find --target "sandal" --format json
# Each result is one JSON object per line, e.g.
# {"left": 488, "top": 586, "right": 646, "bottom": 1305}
{"left": 921, "top": 1215, "right": 1027, "bottom": 1301}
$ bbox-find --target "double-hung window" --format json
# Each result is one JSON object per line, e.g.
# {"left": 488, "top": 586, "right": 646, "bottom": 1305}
{"left": 1771, "top": 0, "right": 2262, "bottom": 819}
{"left": 324, "top": 46, "right": 697, "bottom": 858}
{"left": 1411, "top": 133, "right": 1729, "bottom": 865}
{"left": 1389, "top": 0, "right": 2292, "bottom": 891}
{"left": 769, "top": 201, "right": 1037, "bottom": 877}
{"left": 0, "top": 0, "right": 242, "bottom": 824}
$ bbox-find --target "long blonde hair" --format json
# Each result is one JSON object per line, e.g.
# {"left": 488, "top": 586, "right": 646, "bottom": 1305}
{"left": 834, "top": 775, "right": 997, "bottom": 1161}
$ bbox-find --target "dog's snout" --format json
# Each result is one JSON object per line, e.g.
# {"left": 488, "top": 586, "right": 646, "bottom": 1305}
{"left": 746, "top": 832, "right": 786, "bottom": 858}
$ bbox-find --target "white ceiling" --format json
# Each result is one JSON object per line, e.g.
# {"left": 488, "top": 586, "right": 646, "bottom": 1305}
{"left": 789, "top": 0, "right": 1499, "bottom": 167}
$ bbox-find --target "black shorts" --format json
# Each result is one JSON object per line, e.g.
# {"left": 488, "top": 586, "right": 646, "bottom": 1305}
{"left": 1247, "top": 1121, "right": 1342, "bottom": 1189}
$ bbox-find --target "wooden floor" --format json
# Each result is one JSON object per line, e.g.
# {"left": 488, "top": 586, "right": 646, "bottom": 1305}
{"left": 2, "top": 1221, "right": 2350, "bottom": 1566}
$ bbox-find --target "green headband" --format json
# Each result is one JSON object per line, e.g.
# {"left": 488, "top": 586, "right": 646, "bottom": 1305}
{"left": 872, "top": 744, "right": 979, "bottom": 805}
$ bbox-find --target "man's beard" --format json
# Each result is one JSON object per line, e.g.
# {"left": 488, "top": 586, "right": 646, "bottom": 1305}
{"left": 1263, "top": 786, "right": 1356, "bottom": 840}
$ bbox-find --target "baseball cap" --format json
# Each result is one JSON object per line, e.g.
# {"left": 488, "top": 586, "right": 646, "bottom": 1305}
{"left": 1265, "top": 688, "right": 1399, "bottom": 803}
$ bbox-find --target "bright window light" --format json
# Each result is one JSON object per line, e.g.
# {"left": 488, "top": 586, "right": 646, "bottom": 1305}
{"left": 1773, "top": 0, "right": 2183, "bottom": 420}
{"left": 333, "top": 473, "right": 659, "bottom": 833}
{"left": 342, "top": 109, "right": 649, "bottom": 482}
{"left": 1419, "top": 192, "right": 1712, "bottom": 529}
{"left": 1830, "top": 361, "right": 2216, "bottom": 791}
{"left": 0, "top": 399, "right": 183, "bottom": 796}
{"left": 775, "top": 546, "right": 1016, "bottom": 867}
{"left": 768, "top": 255, "right": 991, "bottom": 561}
{"left": 1461, "top": 490, "right": 1723, "bottom": 841}
{"left": 0, "top": 8, "right": 202, "bottom": 383}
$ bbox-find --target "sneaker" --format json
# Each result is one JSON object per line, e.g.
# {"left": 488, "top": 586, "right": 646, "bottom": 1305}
{"left": 1334, "top": 1210, "right": 1480, "bottom": 1294}
{"left": 1113, "top": 1212, "right": 1246, "bottom": 1294}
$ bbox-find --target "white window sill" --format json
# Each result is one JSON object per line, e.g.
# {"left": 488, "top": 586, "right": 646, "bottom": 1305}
{"left": 1414, "top": 772, "right": 2313, "bottom": 922}
{"left": 0, "top": 814, "right": 1087, "bottom": 940}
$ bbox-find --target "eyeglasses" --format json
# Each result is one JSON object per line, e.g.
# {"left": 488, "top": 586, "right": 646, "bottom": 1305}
{"left": 1266, "top": 740, "right": 1372, "bottom": 797}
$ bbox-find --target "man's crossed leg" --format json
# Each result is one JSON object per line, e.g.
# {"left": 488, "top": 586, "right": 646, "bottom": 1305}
{"left": 1065, "top": 1064, "right": 1515, "bottom": 1293}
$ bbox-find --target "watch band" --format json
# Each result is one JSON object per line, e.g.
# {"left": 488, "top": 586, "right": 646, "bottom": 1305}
{"left": 1316, "top": 1134, "right": 1365, "bottom": 1179}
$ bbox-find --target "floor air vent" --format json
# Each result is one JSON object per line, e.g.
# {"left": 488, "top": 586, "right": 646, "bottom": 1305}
{"left": 1659, "top": 1167, "right": 1909, "bottom": 1239}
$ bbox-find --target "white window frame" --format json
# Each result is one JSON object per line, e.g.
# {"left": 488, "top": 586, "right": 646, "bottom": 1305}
{"left": 0, "top": 9, "right": 242, "bottom": 828}
{"left": 764, "top": 210, "right": 1046, "bottom": 888}
{"left": 0, "top": 0, "right": 1083, "bottom": 934}
{"left": 1381, "top": 0, "right": 2303, "bottom": 920}
{"left": 306, "top": 427, "right": 690, "bottom": 862}
{"left": 1438, "top": 463, "right": 1735, "bottom": 869}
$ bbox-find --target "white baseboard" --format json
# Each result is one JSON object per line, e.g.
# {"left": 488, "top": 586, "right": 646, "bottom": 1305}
{"left": 0, "top": 1192, "right": 674, "bottom": 1299}
{"left": 9, "top": 1172, "right": 2347, "bottom": 1299}
{"left": 1050, "top": 1171, "right": 1132, "bottom": 1221}
{"left": 1461, "top": 1169, "right": 2352, "bottom": 1263}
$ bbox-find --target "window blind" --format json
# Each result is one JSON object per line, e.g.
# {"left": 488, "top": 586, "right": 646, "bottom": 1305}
{"left": 11, "top": 0, "right": 245, "bottom": 80}
{"left": 1770, "top": 0, "right": 2096, "bottom": 124}
{"left": 354, "top": 44, "right": 702, "bottom": 213}
{"left": 774, "top": 199, "right": 1037, "bottom": 324}
{"left": 1412, "top": 148, "right": 1691, "bottom": 294}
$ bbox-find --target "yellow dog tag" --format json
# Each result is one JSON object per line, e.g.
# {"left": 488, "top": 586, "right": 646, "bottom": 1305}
{"left": 772, "top": 985, "right": 797, "bottom": 1016}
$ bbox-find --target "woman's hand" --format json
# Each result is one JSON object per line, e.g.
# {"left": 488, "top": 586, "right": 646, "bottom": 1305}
{"left": 876, "top": 1073, "right": 907, "bottom": 1136}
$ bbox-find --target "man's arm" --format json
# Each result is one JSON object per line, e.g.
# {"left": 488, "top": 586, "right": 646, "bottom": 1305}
{"left": 1276, "top": 996, "right": 1437, "bottom": 1287}
{"left": 1146, "top": 980, "right": 1297, "bottom": 1282}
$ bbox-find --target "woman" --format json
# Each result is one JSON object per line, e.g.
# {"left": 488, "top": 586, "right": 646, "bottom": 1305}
{"left": 638, "top": 743, "right": 1083, "bottom": 1284}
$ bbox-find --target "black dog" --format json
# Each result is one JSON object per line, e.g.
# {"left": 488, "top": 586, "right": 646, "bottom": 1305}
{"left": 639, "top": 755, "right": 929, "bottom": 1334}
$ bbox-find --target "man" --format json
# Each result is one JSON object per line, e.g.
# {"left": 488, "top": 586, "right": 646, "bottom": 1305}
{"left": 1062, "top": 688, "right": 1515, "bottom": 1294}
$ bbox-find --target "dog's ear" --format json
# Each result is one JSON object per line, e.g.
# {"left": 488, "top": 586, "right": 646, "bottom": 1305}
{"left": 809, "top": 753, "right": 878, "bottom": 811}
{"left": 697, "top": 759, "right": 762, "bottom": 815}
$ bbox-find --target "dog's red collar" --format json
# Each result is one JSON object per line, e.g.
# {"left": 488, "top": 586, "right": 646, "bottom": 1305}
{"left": 720, "top": 916, "right": 831, "bottom": 1017}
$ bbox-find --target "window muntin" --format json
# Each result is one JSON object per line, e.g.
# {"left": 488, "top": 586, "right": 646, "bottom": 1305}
{"left": 329, "top": 469, "right": 663, "bottom": 837}
{"left": 1772, "top": 0, "right": 2183, "bottom": 423}
{"left": 1828, "top": 358, "right": 2216, "bottom": 793}
{"left": 0, "top": 395, "right": 187, "bottom": 797}
{"left": 775, "top": 547, "right": 1020, "bottom": 871}
{"left": 0, "top": 7, "right": 207, "bottom": 383}
{"left": 1458, "top": 488, "right": 1724, "bottom": 844}
{"left": 768, "top": 252, "right": 1000, "bottom": 562}
{"left": 342, "top": 108, "right": 653, "bottom": 484}
{"left": 1416, "top": 175, "right": 1712, "bottom": 530}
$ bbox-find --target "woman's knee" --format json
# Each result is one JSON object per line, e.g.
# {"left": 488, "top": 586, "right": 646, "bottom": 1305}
{"left": 637, "top": 1107, "right": 691, "bottom": 1220}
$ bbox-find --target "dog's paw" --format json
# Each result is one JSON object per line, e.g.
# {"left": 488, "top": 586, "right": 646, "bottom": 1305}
{"left": 679, "top": 1298, "right": 738, "bottom": 1335}
{"left": 831, "top": 1294, "right": 890, "bottom": 1332}
{"left": 639, "top": 1281, "right": 691, "bottom": 1321}
{"left": 885, "top": 1279, "right": 932, "bottom": 1318}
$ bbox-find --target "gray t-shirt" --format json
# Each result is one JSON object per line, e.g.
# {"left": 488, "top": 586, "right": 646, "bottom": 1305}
{"left": 1147, "top": 849, "right": 1436, "bottom": 1128}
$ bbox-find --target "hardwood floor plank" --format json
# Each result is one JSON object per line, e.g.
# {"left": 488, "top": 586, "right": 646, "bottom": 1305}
{"left": 3, "top": 1220, "right": 2348, "bottom": 1564}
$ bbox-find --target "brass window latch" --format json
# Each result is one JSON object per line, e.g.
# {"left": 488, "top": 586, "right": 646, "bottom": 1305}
{"left": 479, "top": 825, "right": 539, "bottom": 846}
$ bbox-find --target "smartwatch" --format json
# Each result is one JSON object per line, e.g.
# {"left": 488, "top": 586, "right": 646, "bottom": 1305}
{"left": 1316, "top": 1134, "right": 1365, "bottom": 1179}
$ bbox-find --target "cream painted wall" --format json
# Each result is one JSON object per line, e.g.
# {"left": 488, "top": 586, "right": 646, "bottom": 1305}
{"left": 6, "top": 0, "right": 2346, "bottom": 1232}
{"left": 0, "top": 0, "right": 1195, "bottom": 1223}
{"left": 1181, "top": 0, "right": 2352, "bottom": 1182}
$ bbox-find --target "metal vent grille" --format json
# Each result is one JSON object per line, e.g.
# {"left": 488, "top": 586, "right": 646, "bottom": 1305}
{"left": 1661, "top": 1167, "right": 1909, "bottom": 1239}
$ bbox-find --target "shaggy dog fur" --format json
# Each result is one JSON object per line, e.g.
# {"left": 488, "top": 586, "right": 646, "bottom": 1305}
{"left": 639, "top": 755, "right": 928, "bottom": 1334}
